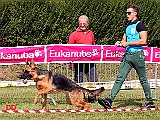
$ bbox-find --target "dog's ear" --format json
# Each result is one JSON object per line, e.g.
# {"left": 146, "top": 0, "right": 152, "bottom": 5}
{"left": 30, "top": 59, "right": 36, "bottom": 68}
{"left": 26, "top": 59, "right": 29, "bottom": 65}
{"left": 30, "top": 59, "right": 34, "bottom": 64}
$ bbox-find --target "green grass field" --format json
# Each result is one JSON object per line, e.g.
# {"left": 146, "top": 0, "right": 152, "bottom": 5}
{"left": 0, "top": 86, "right": 160, "bottom": 120}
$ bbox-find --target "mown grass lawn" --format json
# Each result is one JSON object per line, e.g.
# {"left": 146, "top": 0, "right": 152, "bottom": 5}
{"left": 0, "top": 86, "right": 160, "bottom": 120}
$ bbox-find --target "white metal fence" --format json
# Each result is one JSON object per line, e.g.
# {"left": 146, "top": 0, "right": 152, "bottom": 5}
{"left": 0, "top": 62, "right": 159, "bottom": 100}
{"left": 46, "top": 62, "right": 160, "bottom": 100}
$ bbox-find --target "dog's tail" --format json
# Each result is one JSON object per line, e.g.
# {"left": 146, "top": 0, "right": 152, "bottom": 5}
{"left": 81, "top": 87, "right": 105, "bottom": 97}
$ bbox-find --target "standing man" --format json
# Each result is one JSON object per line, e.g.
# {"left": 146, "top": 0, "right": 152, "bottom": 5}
{"left": 68, "top": 15, "right": 98, "bottom": 102}
{"left": 98, "top": 4, "right": 155, "bottom": 109}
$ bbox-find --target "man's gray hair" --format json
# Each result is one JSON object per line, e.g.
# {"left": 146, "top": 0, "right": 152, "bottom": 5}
{"left": 78, "top": 15, "right": 89, "bottom": 22}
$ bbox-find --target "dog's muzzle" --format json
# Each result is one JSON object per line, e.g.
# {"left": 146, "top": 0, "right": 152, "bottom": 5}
{"left": 19, "top": 71, "right": 32, "bottom": 84}
{"left": 19, "top": 73, "right": 32, "bottom": 80}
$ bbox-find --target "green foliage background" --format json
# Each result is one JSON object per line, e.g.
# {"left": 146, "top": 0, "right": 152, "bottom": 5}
{"left": 0, "top": 0, "right": 160, "bottom": 47}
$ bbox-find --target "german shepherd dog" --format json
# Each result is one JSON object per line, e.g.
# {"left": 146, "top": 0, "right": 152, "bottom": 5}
{"left": 19, "top": 59, "right": 104, "bottom": 110}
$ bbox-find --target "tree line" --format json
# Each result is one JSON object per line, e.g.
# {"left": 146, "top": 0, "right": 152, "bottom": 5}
{"left": 0, "top": 0, "right": 160, "bottom": 47}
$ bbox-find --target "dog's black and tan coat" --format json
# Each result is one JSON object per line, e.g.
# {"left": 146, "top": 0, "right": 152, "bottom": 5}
{"left": 19, "top": 59, "right": 104, "bottom": 110}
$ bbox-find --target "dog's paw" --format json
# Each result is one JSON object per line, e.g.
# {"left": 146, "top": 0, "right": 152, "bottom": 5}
{"left": 34, "top": 99, "right": 38, "bottom": 104}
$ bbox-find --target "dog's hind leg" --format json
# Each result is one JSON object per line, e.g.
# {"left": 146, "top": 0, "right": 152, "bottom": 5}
{"left": 73, "top": 101, "right": 90, "bottom": 110}
{"left": 66, "top": 90, "right": 91, "bottom": 110}
{"left": 41, "top": 94, "right": 47, "bottom": 110}
{"left": 83, "top": 102, "right": 91, "bottom": 109}
{"left": 71, "top": 98, "right": 91, "bottom": 110}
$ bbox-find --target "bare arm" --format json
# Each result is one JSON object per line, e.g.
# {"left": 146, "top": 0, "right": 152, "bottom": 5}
{"left": 121, "top": 31, "right": 147, "bottom": 47}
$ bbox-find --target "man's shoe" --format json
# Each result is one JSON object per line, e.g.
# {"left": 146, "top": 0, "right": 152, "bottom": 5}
{"left": 98, "top": 98, "right": 112, "bottom": 109}
{"left": 142, "top": 101, "right": 155, "bottom": 109}
{"left": 88, "top": 96, "right": 97, "bottom": 103}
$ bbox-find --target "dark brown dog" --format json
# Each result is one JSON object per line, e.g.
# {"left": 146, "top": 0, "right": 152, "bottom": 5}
{"left": 19, "top": 59, "right": 104, "bottom": 110}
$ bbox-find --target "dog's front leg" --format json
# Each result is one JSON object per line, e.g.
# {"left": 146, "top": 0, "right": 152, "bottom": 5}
{"left": 34, "top": 88, "right": 52, "bottom": 104}
{"left": 34, "top": 91, "right": 41, "bottom": 104}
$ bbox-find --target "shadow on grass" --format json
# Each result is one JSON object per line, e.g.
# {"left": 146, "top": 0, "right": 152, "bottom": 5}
{"left": 114, "top": 98, "right": 144, "bottom": 108}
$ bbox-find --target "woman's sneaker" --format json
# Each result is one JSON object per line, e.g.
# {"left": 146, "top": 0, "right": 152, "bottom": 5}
{"left": 98, "top": 98, "right": 112, "bottom": 109}
{"left": 142, "top": 101, "right": 155, "bottom": 108}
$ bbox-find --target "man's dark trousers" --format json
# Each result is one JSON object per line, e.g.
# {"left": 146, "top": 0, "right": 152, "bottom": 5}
{"left": 108, "top": 51, "right": 152, "bottom": 101}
